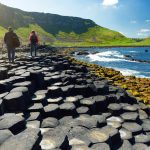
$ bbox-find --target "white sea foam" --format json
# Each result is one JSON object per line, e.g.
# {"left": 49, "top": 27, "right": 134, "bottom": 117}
{"left": 88, "top": 55, "right": 123, "bottom": 62}
{"left": 95, "top": 51, "right": 124, "bottom": 58}
{"left": 87, "top": 51, "right": 125, "bottom": 62}
{"left": 114, "top": 68, "right": 140, "bottom": 76}
{"left": 129, "top": 51, "right": 137, "bottom": 53}
{"left": 82, "top": 49, "right": 150, "bottom": 78}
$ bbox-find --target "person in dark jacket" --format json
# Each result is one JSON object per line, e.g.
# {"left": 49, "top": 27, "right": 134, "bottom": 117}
{"left": 29, "top": 30, "right": 39, "bottom": 57}
{"left": 4, "top": 27, "right": 18, "bottom": 63}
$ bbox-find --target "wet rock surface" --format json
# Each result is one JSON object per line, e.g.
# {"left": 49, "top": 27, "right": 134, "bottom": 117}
{"left": 0, "top": 52, "right": 150, "bottom": 149}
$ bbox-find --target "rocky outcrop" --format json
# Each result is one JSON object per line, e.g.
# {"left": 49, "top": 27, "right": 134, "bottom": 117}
{"left": 0, "top": 51, "right": 150, "bottom": 149}
{"left": 124, "top": 54, "right": 150, "bottom": 64}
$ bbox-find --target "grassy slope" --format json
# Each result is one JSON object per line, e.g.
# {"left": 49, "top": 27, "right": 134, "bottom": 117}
{"left": 0, "top": 25, "right": 149, "bottom": 46}
{"left": 15, "top": 24, "right": 55, "bottom": 45}
{"left": 138, "top": 37, "right": 150, "bottom": 46}
{"left": 0, "top": 26, "right": 7, "bottom": 45}
{"left": 53, "top": 26, "right": 137, "bottom": 47}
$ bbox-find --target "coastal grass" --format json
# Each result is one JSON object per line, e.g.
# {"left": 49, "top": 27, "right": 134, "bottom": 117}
{"left": 63, "top": 48, "right": 150, "bottom": 106}
{"left": 0, "top": 25, "right": 149, "bottom": 47}
{"left": 0, "top": 26, "right": 7, "bottom": 45}
{"left": 15, "top": 24, "right": 55, "bottom": 45}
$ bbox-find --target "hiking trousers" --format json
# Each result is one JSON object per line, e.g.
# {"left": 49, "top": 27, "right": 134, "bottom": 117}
{"left": 30, "top": 44, "right": 37, "bottom": 57}
{"left": 7, "top": 47, "right": 15, "bottom": 63}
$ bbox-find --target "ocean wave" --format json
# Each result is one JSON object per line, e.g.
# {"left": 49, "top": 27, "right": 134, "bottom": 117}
{"left": 87, "top": 55, "right": 126, "bottom": 63}
{"left": 86, "top": 50, "right": 126, "bottom": 62}
{"left": 77, "top": 48, "right": 150, "bottom": 78}
{"left": 94, "top": 51, "right": 124, "bottom": 58}
{"left": 87, "top": 56, "right": 124, "bottom": 62}
{"left": 114, "top": 68, "right": 141, "bottom": 76}
{"left": 129, "top": 51, "right": 137, "bottom": 53}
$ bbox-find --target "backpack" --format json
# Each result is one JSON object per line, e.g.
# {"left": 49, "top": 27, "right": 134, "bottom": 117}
{"left": 12, "top": 34, "right": 20, "bottom": 48}
{"left": 30, "top": 34, "right": 38, "bottom": 43}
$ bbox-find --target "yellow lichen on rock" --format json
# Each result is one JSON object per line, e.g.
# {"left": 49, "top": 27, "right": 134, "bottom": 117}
{"left": 62, "top": 48, "right": 150, "bottom": 105}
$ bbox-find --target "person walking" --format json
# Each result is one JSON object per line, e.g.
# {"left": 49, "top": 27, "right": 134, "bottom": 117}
{"left": 4, "top": 27, "right": 20, "bottom": 63}
{"left": 29, "top": 30, "right": 39, "bottom": 57}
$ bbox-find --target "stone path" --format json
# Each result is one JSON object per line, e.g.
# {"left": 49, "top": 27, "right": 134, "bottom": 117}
{"left": 0, "top": 53, "right": 150, "bottom": 150}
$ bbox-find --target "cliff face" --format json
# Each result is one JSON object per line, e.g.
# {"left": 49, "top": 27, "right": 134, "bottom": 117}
{"left": 0, "top": 3, "right": 96, "bottom": 35}
{"left": 0, "top": 3, "right": 134, "bottom": 45}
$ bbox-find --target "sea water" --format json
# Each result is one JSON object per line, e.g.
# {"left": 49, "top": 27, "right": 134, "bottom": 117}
{"left": 75, "top": 47, "right": 150, "bottom": 78}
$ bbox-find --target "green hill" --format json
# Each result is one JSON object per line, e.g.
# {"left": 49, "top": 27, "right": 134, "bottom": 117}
{"left": 138, "top": 37, "right": 150, "bottom": 46}
{"left": 0, "top": 3, "right": 144, "bottom": 46}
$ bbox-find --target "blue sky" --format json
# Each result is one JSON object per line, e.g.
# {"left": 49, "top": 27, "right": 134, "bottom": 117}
{"left": 0, "top": 0, "right": 150, "bottom": 38}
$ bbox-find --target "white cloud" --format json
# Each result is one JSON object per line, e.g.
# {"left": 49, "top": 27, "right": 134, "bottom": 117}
{"left": 145, "top": 20, "right": 150, "bottom": 23}
{"left": 140, "top": 29, "right": 150, "bottom": 33}
{"left": 137, "top": 28, "right": 150, "bottom": 37}
{"left": 137, "top": 33, "right": 147, "bottom": 37}
{"left": 102, "top": 0, "right": 119, "bottom": 6}
{"left": 130, "top": 20, "right": 137, "bottom": 24}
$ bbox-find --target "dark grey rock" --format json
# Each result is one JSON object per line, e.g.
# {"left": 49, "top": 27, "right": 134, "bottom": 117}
{"left": 93, "top": 95, "right": 108, "bottom": 113}
{"left": 26, "top": 112, "right": 41, "bottom": 121}
{"left": 93, "top": 80, "right": 109, "bottom": 94}
{"left": 4, "top": 91, "right": 26, "bottom": 112}
{"left": 76, "top": 115, "right": 97, "bottom": 129}
{"left": 13, "top": 81, "right": 34, "bottom": 96}
{"left": 59, "top": 116, "right": 74, "bottom": 126}
{"left": 102, "top": 126, "right": 121, "bottom": 146}
{"left": 69, "top": 135, "right": 91, "bottom": 147}
{"left": 41, "top": 117, "right": 59, "bottom": 128}
{"left": 43, "top": 104, "right": 59, "bottom": 118}
{"left": 119, "top": 128, "right": 133, "bottom": 142}
{"left": 28, "top": 103, "right": 43, "bottom": 113}
{"left": 32, "top": 94, "right": 46, "bottom": 104}
{"left": 76, "top": 106, "right": 90, "bottom": 115}
{"left": 71, "top": 144, "right": 89, "bottom": 150}
{"left": 0, "top": 130, "right": 13, "bottom": 145}
{"left": 108, "top": 103, "right": 122, "bottom": 115}
{"left": 0, "top": 92, "right": 9, "bottom": 99}
{"left": 134, "top": 134, "right": 150, "bottom": 144}
{"left": 102, "top": 112, "right": 112, "bottom": 119}
{"left": 11, "top": 86, "right": 30, "bottom": 105}
{"left": 27, "top": 120, "right": 41, "bottom": 129}
{"left": 107, "top": 94, "right": 117, "bottom": 103}
{"left": 142, "top": 123, "right": 150, "bottom": 132}
{"left": 30, "top": 70, "right": 45, "bottom": 89}
{"left": 61, "top": 85, "right": 74, "bottom": 96}
{"left": 0, "top": 99, "right": 4, "bottom": 116}
{"left": 87, "top": 128, "right": 110, "bottom": 144}
{"left": 0, "top": 128, "right": 41, "bottom": 150}
{"left": 91, "top": 143, "right": 110, "bottom": 150}
{"left": 133, "top": 143, "right": 149, "bottom": 150}
{"left": 122, "top": 122, "right": 143, "bottom": 136}
{"left": 107, "top": 116, "right": 123, "bottom": 123}
{"left": 47, "top": 86, "right": 62, "bottom": 97}
{"left": 0, "top": 114, "right": 25, "bottom": 134}
{"left": 92, "top": 115, "right": 106, "bottom": 128}
{"left": 118, "top": 140, "right": 132, "bottom": 150}
{"left": 47, "top": 97, "right": 63, "bottom": 105}
{"left": 59, "top": 103, "right": 76, "bottom": 117}
{"left": 68, "top": 126, "right": 89, "bottom": 137}
{"left": 120, "top": 112, "right": 139, "bottom": 122}
{"left": 0, "top": 67, "right": 8, "bottom": 80}
{"left": 139, "top": 110, "right": 148, "bottom": 120}
{"left": 40, "top": 128, "right": 68, "bottom": 149}
{"left": 80, "top": 97, "right": 96, "bottom": 114}
{"left": 34, "top": 90, "right": 48, "bottom": 95}
{"left": 65, "top": 96, "right": 79, "bottom": 106}
{"left": 122, "top": 105, "right": 138, "bottom": 112}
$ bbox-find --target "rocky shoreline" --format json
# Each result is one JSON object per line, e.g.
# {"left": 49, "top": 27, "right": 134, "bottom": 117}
{"left": 0, "top": 48, "right": 150, "bottom": 149}
{"left": 65, "top": 48, "right": 150, "bottom": 105}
